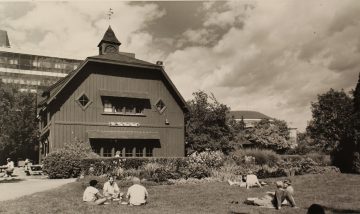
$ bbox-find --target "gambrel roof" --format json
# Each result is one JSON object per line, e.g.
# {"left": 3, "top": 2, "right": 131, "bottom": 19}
{"left": 39, "top": 52, "right": 188, "bottom": 112}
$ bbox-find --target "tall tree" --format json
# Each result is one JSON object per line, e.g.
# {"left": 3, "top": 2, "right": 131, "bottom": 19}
{"left": 185, "top": 91, "right": 237, "bottom": 154}
{"left": 306, "top": 88, "right": 353, "bottom": 154}
{"left": 332, "top": 74, "right": 360, "bottom": 173}
{"left": 0, "top": 83, "right": 39, "bottom": 164}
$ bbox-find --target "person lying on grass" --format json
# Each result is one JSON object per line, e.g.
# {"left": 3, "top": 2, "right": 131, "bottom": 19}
{"left": 244, "top": 180, "right": 298, "bottom": 209}
{"left": 83, "top": 180, "right": 108, "bottom": 205}
{"left": 228, "top": 172, "right": 264, "bottom": 189}
{"left": 126, "top": 177, "right": 148, "bottom": 206}
{"left": 103, "top": 176, "right": 123, "bottom": 201}
{"left": 228, "top": 175, "right": 246, "bottom": 187}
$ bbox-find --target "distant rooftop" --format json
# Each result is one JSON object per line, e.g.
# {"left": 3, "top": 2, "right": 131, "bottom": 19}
{"left": 229, "top": 111, "right": 272, "bottom": 120}
{"left": 0, "top": 30, "right": 10, "bottom": 48}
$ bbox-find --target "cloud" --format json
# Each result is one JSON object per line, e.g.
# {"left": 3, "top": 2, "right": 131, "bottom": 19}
{"left": 0, "top": 2, "right": 165, "bottom": 59}
{"left": 164, "top": 0, "right": 360, "bottom": 131}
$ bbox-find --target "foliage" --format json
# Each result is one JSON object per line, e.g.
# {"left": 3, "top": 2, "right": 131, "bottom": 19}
{"left": 307, "top": 88, "right": 353, "bottom": 154}
{"left": 81, "top": 157, "right": 187, "bottom": 177}
{"left": 185, "top": 90, "right": 238, "bottom": 154}
{"left": 43, "top": 150, "right": 82, "bottom": 178}
{"left": 63, "top": 138, "right": 99, "bottom": 158}
{"left": 329, "top": 75, "right": 360, "bottom": 173}
{"left": 231, "top": 148, "right": 280, "bottom": 167}
{"left": 187, "top": 151, "right": 225, "bottom": 168}
{"left": 0, "top": 83, "right": 39, "bottom": 164}
{"left": 285, "top": 132, "right": 318, "bottom": 155}
{"left": 245, "top": 119, "right": 293, "bottom": 152}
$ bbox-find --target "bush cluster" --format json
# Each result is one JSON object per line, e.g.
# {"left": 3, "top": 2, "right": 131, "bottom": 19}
{"left": 43, "top": 150, "right": 82, "bottom": 179}
{"left": 45, "top": 146, "right": 338, "bottom": 181}
{"left": 231, "top": 148, "right": 280, "bottom": 167}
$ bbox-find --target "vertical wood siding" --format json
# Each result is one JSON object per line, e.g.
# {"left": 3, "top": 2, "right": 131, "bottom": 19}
{"left": 50, "top": 63, "right": 185, "bottom": 156}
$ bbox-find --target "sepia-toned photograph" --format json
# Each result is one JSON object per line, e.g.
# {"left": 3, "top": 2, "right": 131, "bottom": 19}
{"left": 0, "top": 1, "right": 359, "bottom": 213}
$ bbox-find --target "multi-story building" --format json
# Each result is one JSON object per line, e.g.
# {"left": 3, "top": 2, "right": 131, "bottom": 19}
{"left": 0, "top": 30, "right": 82, "bottom": 93}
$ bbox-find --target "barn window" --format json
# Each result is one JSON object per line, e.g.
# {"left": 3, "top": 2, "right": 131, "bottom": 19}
{"left": 101, "top": 97, "right": 147, "bottom": 116}
{"left": 146, "top": 147, "right": 153, "bottom": 157}
{"left": 76, "top": 93, "right": 92, "bottom": 110}
{"left": 155, "top": 99, "right": 166, "bottom": 114}
{"left": 125, "top": 147, "right": 133, "bottom": 157}
{"left": 136, "top": 147, "right": 143, "bottom": 157}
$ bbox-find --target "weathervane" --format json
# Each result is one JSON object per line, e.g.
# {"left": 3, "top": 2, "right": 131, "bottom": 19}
{"left": 107, "top": 8, "right": 114, "bottom": 23}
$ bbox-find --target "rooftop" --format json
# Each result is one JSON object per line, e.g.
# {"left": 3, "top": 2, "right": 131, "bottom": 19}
{"left": 229, "top": 110, "right": 272, "bottom": 120}
{"left": 0, "top": 30, "right": 10, "bottom": 48}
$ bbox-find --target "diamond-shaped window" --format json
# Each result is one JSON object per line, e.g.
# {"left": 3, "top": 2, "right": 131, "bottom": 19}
{"left": 76, "top": 93, "right": 92, "bottom": 110}
{"left": 155, "top": 99, "right": 166, "bottom": 114}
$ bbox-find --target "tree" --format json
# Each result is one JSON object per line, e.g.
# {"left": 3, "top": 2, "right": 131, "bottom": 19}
{"left": 331, "top": 75, "right": 360, "bottom": 173}
{"left": 245, "top": 119, "right": 292, "bottom": 152}
{"left": 185, "top": 91, "right": 237, "bottom": 154}
{"left": 306, "top": 88, "right": 353, "bottom": 154}
{"left": 0, "top": 83, "right": 39, "bottom": 164}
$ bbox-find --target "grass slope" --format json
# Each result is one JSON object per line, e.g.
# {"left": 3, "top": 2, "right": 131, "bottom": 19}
{"left": 0, "top": 173, "right": 359, "bottom": 214}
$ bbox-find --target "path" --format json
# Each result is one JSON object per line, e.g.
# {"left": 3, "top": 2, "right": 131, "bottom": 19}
{"left": 0, "top": 168, "right": 76, "bottom": 201}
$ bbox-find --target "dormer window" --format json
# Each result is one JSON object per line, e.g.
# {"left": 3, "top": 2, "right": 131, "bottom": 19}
{"left": 76, "top": 93, "right": 92, "bottom": 110}
{"left": 102, "top": 96, "right": 148, "bottom": 116}
{"left": 155, "top": 99, "right": 166, "bottom": 114}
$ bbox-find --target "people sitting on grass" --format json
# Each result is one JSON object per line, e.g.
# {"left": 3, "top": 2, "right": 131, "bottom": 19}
{"left": 103, "top": 176, "right": 122, "bottom": 201}
{"left": 245, "top": 171, "right": 262, "bottom": 189}
{"left": 83, "top": 180, "right": 108, "bottom": 205}
{"left": 126, "top": 177, "right": 148, "bottom": 206}
{"left": 244, "top": 180, "right": 298, "bottom": 209}
{"left": 3, "top": 158, "right": 15, "bottom": 178}
{"left": 274, "top": 180, "right": 297, "bottom": 210}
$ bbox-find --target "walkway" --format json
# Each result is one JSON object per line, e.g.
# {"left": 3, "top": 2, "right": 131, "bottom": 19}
{"left": 0, "top": 168, "right": 76, "bottom": 201}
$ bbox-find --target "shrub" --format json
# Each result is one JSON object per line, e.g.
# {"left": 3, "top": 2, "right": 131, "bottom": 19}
{"left": 187, "top": 151, "right": 225, "bottom": 168}
{"left": 230, "top": 148, "right": 280, "bottom": 167}
{"left": 179, "top": 164, "right": 211, "bottom": 179}
{"left": 63, "top": 138, "right": 99, "bottom": 158}
{"left": 81, "top": 157, "right": 187, "bottom": 177}
{"left": 210, "top": 160, "right": 244, "bottom": 181}
{"left": 256, "top": 165, "right": 287, "bottom": 179}
{"left": 43, "top": 150, "right": 82, "bottom": 179}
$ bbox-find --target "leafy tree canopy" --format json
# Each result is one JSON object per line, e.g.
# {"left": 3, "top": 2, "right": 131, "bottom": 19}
{"left": 185, "top": 91, "right": 238, "bottom": 155}
{"left": 306, "top": 88, "right": 353, "bottom": 154}
{"left": 0, "top": 83, "right": 39, "bottom": 164}
{"left": 245, "top": 118, "right": 292, "bottom": 152}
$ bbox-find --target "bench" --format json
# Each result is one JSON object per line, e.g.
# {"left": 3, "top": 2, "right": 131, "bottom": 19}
{"left": 25, "top": 164, "right": 43, "bottom": 176}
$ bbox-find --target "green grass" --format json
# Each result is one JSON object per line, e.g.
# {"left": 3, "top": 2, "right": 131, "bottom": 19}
{"left": 0, "top": 173, "right": 359, "bottom": 214}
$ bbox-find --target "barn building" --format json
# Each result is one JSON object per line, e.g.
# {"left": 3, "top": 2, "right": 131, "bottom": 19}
{"left": 38, "top": 26, "right": 188, "bottom": 160}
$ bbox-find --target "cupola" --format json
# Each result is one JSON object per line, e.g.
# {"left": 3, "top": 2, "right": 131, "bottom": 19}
{"left": 97, "top": 26, "right": 121, "bottom": 55}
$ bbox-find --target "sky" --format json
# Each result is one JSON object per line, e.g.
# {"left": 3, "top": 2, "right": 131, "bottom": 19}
{"left": 1, "top": 0, "right": 360, "bottom": 131}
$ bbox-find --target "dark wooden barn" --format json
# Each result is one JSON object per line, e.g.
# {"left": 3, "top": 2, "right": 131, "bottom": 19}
{"left": 37, "top": 26, "right": 188, "bottom": 160}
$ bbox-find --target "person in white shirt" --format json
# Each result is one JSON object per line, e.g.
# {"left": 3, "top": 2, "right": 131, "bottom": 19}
{"left": 3, "top": 158, "right": 15, "bottom": 177}
{"left": 103, "top": 176, "right": 122, "bottom": 201}
{"left": 246, "top": 172, "right": 262, "bottom": 189}
{"left": 126, "top": 177, "right": 148, "bottom": 206}
{"left": 83, "top": 180, "right": 107, "bottom": 205}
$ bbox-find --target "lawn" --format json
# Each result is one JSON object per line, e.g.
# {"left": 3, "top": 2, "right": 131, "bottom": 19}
{"left": 0, "top": 173, "right": 359, "bottom": 214}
